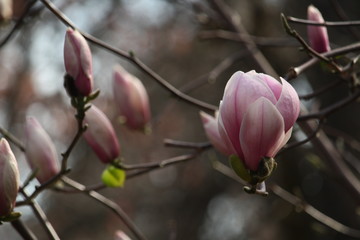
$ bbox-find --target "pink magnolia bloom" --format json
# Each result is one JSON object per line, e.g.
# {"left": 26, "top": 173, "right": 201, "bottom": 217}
{"left": 113, "top": 65, "right": 151, "bottom": 130}
{"left": 83, "top": 105, "right": 120, "bottom": 163}
{"left": 307, "top": 5, "right": 330, "bottom": 53}
{"left": 64, "top": 28, "right": 93, "bottom": 96}
{"left": 25, "top": 117, "right": 60, "bottom": 184}
{"left": 0, "top": 138, "right": 19, "bottom": 216}
{"left": 218, "top": 71, "right": 300, "bottom": 171}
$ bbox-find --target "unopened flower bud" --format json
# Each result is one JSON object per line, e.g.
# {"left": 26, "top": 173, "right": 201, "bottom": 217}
{"left": 64, "top": 28, "right": 93, "bottom": 96}
{"left": 0, "top": 138, "right": 19, "bottom": 216}
{"left": 0, "top": 0, "right": 12, "bottom": 22}
{"left": 113, "top": 65, "right": 151, "bottom": 130}
{"left": 307, "top": 5, "right": 330, "bottom": 53}
{"left": 83, "top": 105, "right": 120, "bottom": 163}
{"left": 25, "top": 117, "right": 60, "bottom": 184}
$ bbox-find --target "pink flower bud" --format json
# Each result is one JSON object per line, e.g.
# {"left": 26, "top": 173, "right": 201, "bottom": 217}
{"left": 83, "top": 105, "right": 120, "bottom": 163}
{"left": 113, "top": 65, "right": 151, "bottom": 130}
{"left": 0, "top": 0, "right": 12, "bottom": 22}
{"left": 218, "top": 71, "right": 300, "bottom": 171}
{"left": 25, "top": 117, "right": 60, "bottom": 184}
{"left": 64, "top": 28, "right": 93, "bottom": 96}
{"left": 307, "top": 5, "right": 330, "bottom": 53}
{"left": 0, "top": 138, "right": 19, "bottom": 216}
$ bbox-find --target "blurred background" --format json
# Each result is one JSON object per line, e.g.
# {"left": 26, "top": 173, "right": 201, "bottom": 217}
{"left": 0, "top": 0, "right": 360, "bottom": 239}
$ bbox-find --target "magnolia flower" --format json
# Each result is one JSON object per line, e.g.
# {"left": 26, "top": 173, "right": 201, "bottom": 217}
{"left": 25, "top": 117, "right": 60, "bottom": 184}
{"left": 0, "top": 138, "right": 19, "bottom": 216}
{"left": 307, "top": 5, "right": 330, "bottom": 53}
{"left": 114, "top": 230, "right": 131, "bottom": 240}
{"left": 113, "top": 65, "right": 151, "bottom": 130}
{"left": 64, "top": 28, "right": 93, "bottom": 96}
{"left": 217, "top": 71, "right": 300, "bottom": 173}
{"left": 83, "top": 105, "right": 120, "bottom": 163}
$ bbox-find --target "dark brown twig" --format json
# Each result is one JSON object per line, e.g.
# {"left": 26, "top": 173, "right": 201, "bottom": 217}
{"left": 61, "top": 177, "right": 148, "bottom": 240}
{"left": 213, "top": 160, "right": 360, "bottom": 238}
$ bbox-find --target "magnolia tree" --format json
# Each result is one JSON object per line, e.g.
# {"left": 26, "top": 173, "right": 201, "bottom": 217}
{"left": 0, "top": 0, "right": 359, "bottom": 239}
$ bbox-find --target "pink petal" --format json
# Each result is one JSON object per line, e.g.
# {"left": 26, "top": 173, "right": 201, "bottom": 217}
{"left": 200, "top": 111, "right": 232, "bottom": 156}
{"left": 217, "top": 105, "right": 239, "bottom": 157}
{"left": 275, "top": 78, "right": 300, "bottom": 132}
{"left": 219, "top": 71, "right": 277, "bottom": 154}
{"left": 240, "top": 98, "right": 285, "bottom": 171}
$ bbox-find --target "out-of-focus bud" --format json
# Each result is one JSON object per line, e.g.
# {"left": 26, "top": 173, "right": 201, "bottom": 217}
{"left": 114, "top": 230, "right": 131, "bottom": 240}
{"left": 113, "top": 65, "right": 151, "bottom": 131}
{"left": 64, "top": 28, "right": 93, "bottom": 96}
{"left": 0, "top": 0, "right": 12, "bottom": 22}
{"left": 307, "top": 5, "right": 330, "bottom": 53}
{"left": 0, "top": 138, "right": 19, "bottom": 217}
{"left": 25, "top": 117, "right": 60, "bottom": 184}
{"left": 83, "top": 105, "right": 120, "bottom": 164}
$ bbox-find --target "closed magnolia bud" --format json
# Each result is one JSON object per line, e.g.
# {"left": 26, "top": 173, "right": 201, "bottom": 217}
{"left": 218, "top": 71, "right": 300, "bottom": 172}
{"left": 0, "top": 0, "right": 12, "bottom": 22}
{"left": 113, "top": 65, "right": 151, "bottom": 130}
{"left": 307, "top": 5, "right": 330, "bottom": 53}
{"left": 0, "top": 138, "right": 19, "bottom": 216}
{"left": 64, "top": 28, "right": 93, "bottom": 96}
{"left": 83, "top": 105, "right": 120, "bottom": 164}
{"left": 25, "top": 117, "right": 60, "bottom": 184}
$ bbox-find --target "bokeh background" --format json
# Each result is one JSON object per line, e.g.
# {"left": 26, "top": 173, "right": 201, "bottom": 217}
{"left": 0, "top": 0, "right": 360, "bottom": 239}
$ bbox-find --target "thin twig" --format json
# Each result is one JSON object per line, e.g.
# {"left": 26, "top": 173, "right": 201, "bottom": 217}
{"left": 213, "top": 160, "right": 360, "bottom": 238}
{"left": 286, "top": 16, "right": 360, "bottom": 27}
{"left": 180, "top": 50, "right": 249, "bottom": 93}
{"left": 10, "top": 219, "right": 37, "bottom": 240}
{"left": 61, "top": 177, "right": 148, "bottom": 240}
{"left": 122, "top": 153, "right": 197, "bottom": 172}
{"left": 299, "top": 79, "right": 344, "bottom": 100}
{"left": 19, "top": 189, "right": 60, "bottom": 240}
{"left": 286, "top": 41, "right": 360, "bottom": 80}
{"left": 39, "top": 0, "right": 217, "bottom": 112}
{"left": 270, "top": 184, "right": 360, "bottom": 238}
{"left": 281, "top": 119, "right": 323, "bottom": 152}
{"left": 199, "top": 30, "right": 298, "bottom": 47}
{"left": 0, "top": 127, "right": 25, "bottom": 151}
{"left": 330, "top": 0, "right": 360, "bottom": 40}
{"left": 298, "top": 89, "right": 360, "bottom": 121}
{"left": 163, "top": 139, "right": 211, "bottom": 150}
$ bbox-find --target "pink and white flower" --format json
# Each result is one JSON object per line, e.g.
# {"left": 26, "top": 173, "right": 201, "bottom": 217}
{"left": 217, "top": 71, "right": 300, "bottom": 172}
